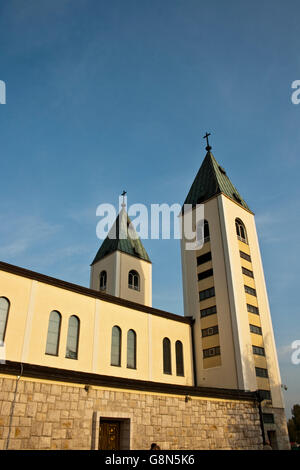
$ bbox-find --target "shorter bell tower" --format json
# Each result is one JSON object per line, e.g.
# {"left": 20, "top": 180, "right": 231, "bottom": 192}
{"left": 90, "top": 196, "right": 152, "bottom": 307}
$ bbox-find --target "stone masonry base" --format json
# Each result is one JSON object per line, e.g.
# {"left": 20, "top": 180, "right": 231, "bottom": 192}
{"left": 0, "top": 375, "right": 266, "bottom": 450}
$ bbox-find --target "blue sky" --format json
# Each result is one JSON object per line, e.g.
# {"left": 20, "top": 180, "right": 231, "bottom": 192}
{"left": 0, "top": 0, "right": 299, "bottom": 418}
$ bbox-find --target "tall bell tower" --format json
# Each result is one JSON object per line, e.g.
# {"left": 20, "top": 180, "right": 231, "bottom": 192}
{"left": 180, "top": 135, "right": 290, "bottom": 449}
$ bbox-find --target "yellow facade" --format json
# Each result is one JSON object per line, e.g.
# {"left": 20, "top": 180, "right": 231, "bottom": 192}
{"left": 0, "top": 265, "right": 193, "bottom": 386}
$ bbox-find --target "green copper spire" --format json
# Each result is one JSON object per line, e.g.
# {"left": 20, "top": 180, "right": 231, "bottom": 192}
{"left": 184, "top": 149, "right": 251, "bottom": 212}
{"left": 91, "top": 207, "right": 151, "bottom": 266}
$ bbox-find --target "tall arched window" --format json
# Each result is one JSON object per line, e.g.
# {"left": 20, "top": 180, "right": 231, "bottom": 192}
{"left": 175, "top": 340, "right": 184, "bottom": 377}
{"left": 0, "top": 297, "right": 10, "bottom": 342}
{"left": 65, "top": 315, "right": 80, "bottom": 359}
{"left": 111, "top": 326, "right": 121, "bottom": 366}
{"left": 100, "top": 271, "right": 107, "bottom": 291}
{"left": 204, "top": 220, "right": 210, "bottom": 242}
{"left": 163, "top": 337, "right": 172, "bottom": 375}
{"left": 45, "top": 310, "right": 61, "bottom": 356}
{"left": 127, "top": 329, "right": 137, "bottom": 369}
{"left": 235, "top": 218, "right": 248, "bottom": 243}
{"left": 128, "top": 270, "right": 140, "bottom": 291}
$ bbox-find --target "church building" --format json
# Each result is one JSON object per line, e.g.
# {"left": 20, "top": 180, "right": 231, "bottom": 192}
{"left": 0, "top": 140, "right": 290, "bottom": 450}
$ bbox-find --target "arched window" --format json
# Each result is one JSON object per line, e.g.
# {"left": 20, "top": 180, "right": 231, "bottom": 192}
{"left": 100, "top": 271, "right": 107, "bottom": 291}
{"left": 175, "top": 340, "right": 184, "bottom": 377}
{"left": 235, "top": 218, "right": 248, "bottom": 244}
{"left": 163, "top": 337, "right": 172, "bottom": 375}
{"left": 204, "top": 220, "right": 210, "bottom": 242}
{"left": 45, "top": 310, "right": 61, "bottom": 356}
{"left": 65, "top": 315, "right": 80, "bottom": 359}
{"left": 127, "top": 329, "right": 137, "bottom": 369}
{"left": 111, "top": 326, "right": 121, "bottom": 366}
{"left": 196, "top": 219, "right": 210, "bottom": 245}
{"left": 128, "top": 270, "right": 140, "bottom": 291}
{"left": 0, "top": 297, "right": 10, "bottom": 342}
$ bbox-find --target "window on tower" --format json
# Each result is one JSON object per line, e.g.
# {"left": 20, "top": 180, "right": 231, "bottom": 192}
{"left": 235, "top": 218, "right": 248, "bottom": 244}
{"left": 197, "top": 219, "right": 210, "bottom": 244}
{"left": 100, "top": 270, "right": 107, "bottom": 291}
{"left": 128, "top": 270, "right": 140, "bottom": 291}
{"left": 244, "top": 285, "right": 257, "bottom": 297}
{"left": 199, "top": 286, "right": 215, "bottom": 301}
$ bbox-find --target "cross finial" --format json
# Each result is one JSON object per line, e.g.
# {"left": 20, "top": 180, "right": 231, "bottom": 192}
{"left": 203, "top": 132, "right": 212, "bottom": 151}
{"left": 121, "top": 190, "right": 127, "bottom": 208}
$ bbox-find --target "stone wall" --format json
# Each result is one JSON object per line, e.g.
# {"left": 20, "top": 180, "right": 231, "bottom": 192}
{"left": 0, "top": 376, "right": 263, "bottom": 450}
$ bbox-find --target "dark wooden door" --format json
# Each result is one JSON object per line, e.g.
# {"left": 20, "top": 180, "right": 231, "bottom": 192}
{"left": 99, "top": 421, "right": 121, "bottom": 450}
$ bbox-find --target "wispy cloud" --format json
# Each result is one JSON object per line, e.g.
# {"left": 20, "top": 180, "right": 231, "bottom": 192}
{"left": 0, "top": 215, "right": 61, "bottom": 259}
{"left": 277, "top": 344, "right": 294, "bottom": 364}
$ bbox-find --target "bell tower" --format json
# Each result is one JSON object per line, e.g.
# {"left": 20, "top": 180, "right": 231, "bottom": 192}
{"left": 90, "top": 197, "right": 152, "bottom": 307}
{"left": 180, "top": 135, "right": 289, "bottom": 449}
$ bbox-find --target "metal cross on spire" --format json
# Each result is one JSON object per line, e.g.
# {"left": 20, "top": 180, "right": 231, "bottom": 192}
{"left": 203, "top": 132, "right": 212, "bottom": 151}
{"left": 121, "top": 190, "right": 127, "bottom": 208}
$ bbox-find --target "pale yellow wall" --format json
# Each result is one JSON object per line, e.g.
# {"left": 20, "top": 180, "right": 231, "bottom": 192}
{"left": 180, "top": 197, "right": 239, "bottom": 390}
{"left": 0, "top": 271, "right": 32, "bottom": 362}
{"left": 90, "top": 251, "right": 152, "bottom": 307}
{"left": 90, "top": 252, "right": 118, "bottom": 295}
{"left": 118, "top": 252, "right": 152, "bottom": 307}
{"left": 219, "top": 194, "right": 284, "bottom": 408}
{"left": 0, "top": 268, "right": 192, "bottom": 386}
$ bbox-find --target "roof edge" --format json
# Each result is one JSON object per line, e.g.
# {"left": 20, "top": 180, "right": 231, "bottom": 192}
{"left": 0, "top": 260, "right": 185, "bottom": 324}
{"left": 0, "top": 360, "right": 258, "bottom": 402}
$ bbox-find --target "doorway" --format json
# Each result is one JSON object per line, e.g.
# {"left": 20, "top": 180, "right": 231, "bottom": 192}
{"left": 99, "top": 420, "right": 121, "bottom": 450}
{"left": 267, "top": 430, "right": 278, "bottom": 450}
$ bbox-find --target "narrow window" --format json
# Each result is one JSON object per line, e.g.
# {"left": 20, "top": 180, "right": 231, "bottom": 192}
{"left": 128, "top": 270, "right": 140, "bottom": 291}
{"left": 65, "top": 315, "right": 80, "bottom": 359}
{"left": 197, "top": 219, "right": 210, "bottom": 244}
{"left": 235, "top": 218, "right": 248, "bottom": 244}
{"left": 200, "top": 305, "right": 217, "bottom": 318}
{"left": 127, "top": 329, "right": 136, "bottom": 369}
{"left": 111, "top": 326, "right": 121, "bottom": 366}
{"left": 197, "top": 252, "right": 212, "bottom": 266}
{"left": 242, "top": 267, "right": 254, "bottom": 278}
{"left": 175, "top": 340, "right": 184, "bottom": 377}
{"left": 250, "top": 324, "right": 262, "bottom": 335}
{"left": 244, "top": 285, "right": 257, "bottom": 296}
{"left": 204, "top": 220, "right": 210, "bottom": 242}
{"left": 247, "top": 304, "right": 259, "bottom": 315}
{"left": 263, "top": 413, "right": 274, "bottom": 424}
{"left": 199, "top": 286, "right": 215, "bottom": 301}
{"left": 0, "top": 297, "right": 10, "bottom": 342}
{"left": 240, "top": 250, "right": 251, "bottom": 262}
{"left": 198, "top": 269, "right": 213, "bottom": 281}
{"left": 202, "top": 325, "right": 219, "bottom": 337}
{"left": 163, "top": 338, "right": 172, "bottom": 375}
{"left": 252, "top": 345, "right": 265, "bottom": 356}
{"left": 256, "top": 367, "right": 269, "bottom": 378}
{"left": 45, "top": 310, "right": 61, "bottom": 356}
{"left": 100, "top": 271, "right": 107, "bottom": 291}
{"left": 203, "top": 346, "right": 221, "bottom": 358}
